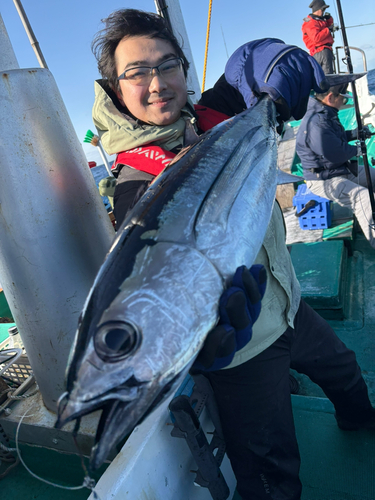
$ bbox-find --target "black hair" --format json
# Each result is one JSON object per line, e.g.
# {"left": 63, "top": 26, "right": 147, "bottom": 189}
{"left": 92, "top": 9, "right": 189, "bottom": 92}
{"left": 316, "top": 83, "right": 347, "bottom": 101}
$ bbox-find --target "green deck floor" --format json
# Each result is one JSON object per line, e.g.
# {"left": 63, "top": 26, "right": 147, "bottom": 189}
{"left": 234, "top": 234, "right": 375, "bottom": 500}
{"left": 0, "top": 444, "right": 108, "bottom": 500}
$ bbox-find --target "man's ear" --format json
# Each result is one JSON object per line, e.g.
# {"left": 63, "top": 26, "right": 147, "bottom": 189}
{"left": 326, "top": 92, "right": 335, "bottom": 105}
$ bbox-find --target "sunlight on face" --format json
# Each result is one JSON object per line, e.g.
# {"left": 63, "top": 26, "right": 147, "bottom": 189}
{"left": 115, "top": 36, "right": 188, "bottom": 126}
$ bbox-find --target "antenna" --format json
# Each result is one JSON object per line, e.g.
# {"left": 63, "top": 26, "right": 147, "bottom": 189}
{"left": 220, "top": 25, "right": 229, "bottom": 60}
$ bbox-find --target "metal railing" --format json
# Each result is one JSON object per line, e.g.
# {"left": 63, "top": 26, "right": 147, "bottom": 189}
{"left": 335, "top": 46, "right": 368, "bottom": 73}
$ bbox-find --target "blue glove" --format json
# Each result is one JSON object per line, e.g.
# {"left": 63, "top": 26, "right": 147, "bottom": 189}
{"left": 225, "top": 38, "right": 329, "bottom": 122}
{"left": 192, "top": 265, "right": 267, "bottom": 372}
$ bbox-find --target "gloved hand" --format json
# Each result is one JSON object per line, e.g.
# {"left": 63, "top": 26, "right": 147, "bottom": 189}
{"left": 225, "top": 38, "right": 329, "bottom": 127}
{"left": 192, "top": 265, "right": 267, "bottom": 372}
{"left": 362, "top": 125, "right": 373, "bottom": 139}
{"left": 350, "top": 126, "right": 373, "bottom": 141}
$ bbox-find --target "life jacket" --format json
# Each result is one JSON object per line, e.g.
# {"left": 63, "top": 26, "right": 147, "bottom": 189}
{"left": 113, "top": 105, "right": 230, "bottom": 177}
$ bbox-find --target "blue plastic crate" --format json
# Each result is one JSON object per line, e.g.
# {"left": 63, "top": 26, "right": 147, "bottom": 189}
{"left": 293, "top": 184, "right": 332, "bottom": 230}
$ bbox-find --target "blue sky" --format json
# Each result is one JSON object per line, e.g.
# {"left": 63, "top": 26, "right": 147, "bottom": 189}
{"left": 1, "top": 0, "right": 374, "bottom": 165}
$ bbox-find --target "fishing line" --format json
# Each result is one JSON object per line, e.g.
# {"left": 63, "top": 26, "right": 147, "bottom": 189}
{"left": 13, "top": 406, "right": 102, "bottom": 499}
{"left": 332, "top": 2, "right": 344, "bottom": 47}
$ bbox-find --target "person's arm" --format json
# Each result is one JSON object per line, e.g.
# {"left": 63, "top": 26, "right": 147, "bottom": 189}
{"left": 308, "top": 119, "right": 358, "bottom": 165}
{"left": 346, "top": 126, "right": 372, "bottom": 142}
{"left": 323, "top": 15, "right": 334, "bottom": 27}
{"left": 198, "top": 74, "right": 246, "bottom": 117}
{"left": 346, "top": 129, "right": 357, "bottom": 142}
{"left": 306, "top": 22, "right": 332, "bottom": 46}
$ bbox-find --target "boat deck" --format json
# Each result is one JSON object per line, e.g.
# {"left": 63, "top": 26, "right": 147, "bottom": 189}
{"left": 235, "top": 203, "right": 375, "bottom": 500}
{"left": 286, "top": 207, "right": 375, "bottom": 500}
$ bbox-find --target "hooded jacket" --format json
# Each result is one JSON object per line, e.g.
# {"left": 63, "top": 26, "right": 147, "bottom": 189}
{"left": 296, "top": 97, "right": 357, "bottom": 180}
{"left": 224, "top": 38, "right": 326, "bottom": 121}
{"left": 302, "top": 14, "right": 334, "bottom": 56}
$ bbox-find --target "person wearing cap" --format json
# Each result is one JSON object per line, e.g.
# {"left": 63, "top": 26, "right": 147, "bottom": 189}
{"left": 302, "top": 0, "right": 339, "bottom": 74}
{"left": 296, "top": 82, "right": 375, "bottom": 248}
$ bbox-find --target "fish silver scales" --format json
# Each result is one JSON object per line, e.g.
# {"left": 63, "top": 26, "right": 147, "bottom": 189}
{"left": 56, "top": 96, "right": 278, "bottom": 469}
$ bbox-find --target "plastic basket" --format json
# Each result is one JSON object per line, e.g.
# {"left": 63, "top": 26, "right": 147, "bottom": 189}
{"left": 293, "top": 184, "right": 332, "bottom": 230}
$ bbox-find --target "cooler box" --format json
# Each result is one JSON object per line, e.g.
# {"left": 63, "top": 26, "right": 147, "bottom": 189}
{"left": 293, "top": 184, "right": 332, "bottom": 230}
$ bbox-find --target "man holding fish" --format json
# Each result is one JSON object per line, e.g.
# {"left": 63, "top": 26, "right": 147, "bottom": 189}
{"left": 56, "top": 9, "right": 375, "bottom": 500}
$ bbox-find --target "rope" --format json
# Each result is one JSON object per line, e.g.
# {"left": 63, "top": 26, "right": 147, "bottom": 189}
{"left": 0, "top": 456, "right": 20, "bottom": 479}
{"left": 0, "top": 441, "right": 17, "bottom": 453}
{"left": 7, "top": 387, "right": 39, "bottom": 400}
{"left": 201, "top": 0, "right": 213, "bottom": 93}
{"left": 0, "top": 385, "right": 39, "bottom": 415}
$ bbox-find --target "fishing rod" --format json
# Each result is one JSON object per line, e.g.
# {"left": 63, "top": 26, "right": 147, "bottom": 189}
{"left": 335, "top": 0, "right": 375, "bottom": 222}
{"left": 346, "top": 22, "right": 375, "bottom": 29}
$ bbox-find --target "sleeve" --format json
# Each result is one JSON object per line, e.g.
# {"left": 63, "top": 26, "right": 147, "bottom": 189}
{"left": 198, "top": 74, "right": 246, "bottom": 117}
{"left": 307, "top": 118, "right": 358, "bottom": 165}
{"left": 305, "top": 20, "right": 333, "bottom": 46}
{"left": 346, "top": 129, "right": 357, "bottom": 142}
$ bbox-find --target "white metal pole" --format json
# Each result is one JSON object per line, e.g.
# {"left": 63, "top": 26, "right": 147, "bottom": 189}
{"left": 0, "top": 15, "right": 114, "bottom": 412}
{"left": 0, "top": 13, "right": 19, "bottom": 70}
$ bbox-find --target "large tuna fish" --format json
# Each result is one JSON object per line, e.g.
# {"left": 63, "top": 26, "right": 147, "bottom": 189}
{"left": 56, "top": 96, "right": 278, "bottom": 469}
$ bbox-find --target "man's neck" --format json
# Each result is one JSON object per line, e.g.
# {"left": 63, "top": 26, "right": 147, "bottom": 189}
{"left": 319, "top": 99, "right": 339, "bottom": 112}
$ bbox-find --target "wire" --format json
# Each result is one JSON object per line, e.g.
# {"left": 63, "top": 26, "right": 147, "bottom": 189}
{"left": 0, "top": 348, "right": 23, "bottom": 377}
{"left": 14, "top": 406, "right": 101, "bottom": 499}
{"left": 220, "top": 25, "right": 229, "bottom": 60}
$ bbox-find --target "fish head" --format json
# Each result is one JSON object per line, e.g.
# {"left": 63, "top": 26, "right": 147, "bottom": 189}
{"left": 56, "top": 242, "right": 222, "bottom": 469}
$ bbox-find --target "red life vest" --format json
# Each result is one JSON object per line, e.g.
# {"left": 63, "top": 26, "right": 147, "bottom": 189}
{"left": 302, "top": 15, "right": 334, "bottom": 56}
{"left": 113, "top": 105, "right": 230, "bottom": 177}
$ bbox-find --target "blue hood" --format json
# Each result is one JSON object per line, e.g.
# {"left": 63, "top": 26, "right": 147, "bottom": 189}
{"left": 225, "top": 38, "right": 327, "bottom": 120}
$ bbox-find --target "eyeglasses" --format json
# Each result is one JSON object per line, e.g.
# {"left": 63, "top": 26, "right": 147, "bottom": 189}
{"left": 117, "top": 57, "right": 184, "bottom": 86}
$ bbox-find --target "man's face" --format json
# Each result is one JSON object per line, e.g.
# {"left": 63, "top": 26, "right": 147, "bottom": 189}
{"left": 115, "top": 36, "right": 188, "bottom": 126}
{"left": 328, "top": 93, "right": 347, "bottom": 110}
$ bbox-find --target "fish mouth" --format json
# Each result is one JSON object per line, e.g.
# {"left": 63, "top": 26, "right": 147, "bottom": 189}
{"left": 90, "top": 372, "right": 183, "bottom": 469}
{"left": 55, "top": 385, "right": 149, "bottom": 469}
{"left": 55, "top": 374, "right": 180, "bottom": 470}
{"left": 90, "top": 398, "right": 134, "bottom": 469}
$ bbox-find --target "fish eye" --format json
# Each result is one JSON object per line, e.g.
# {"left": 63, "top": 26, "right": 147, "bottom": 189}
{"left": 95, "top": 321, "right": 139, "bottom": 362}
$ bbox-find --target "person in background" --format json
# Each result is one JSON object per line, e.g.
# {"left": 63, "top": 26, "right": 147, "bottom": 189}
{"left": 296, "top": 83, "right": 375, "bottom": 248}
{"left": 91, "top": 9, "right": 375, "bottom": 499}
{"left": 302, "top": 0, "right": 339, "bottom": 74}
